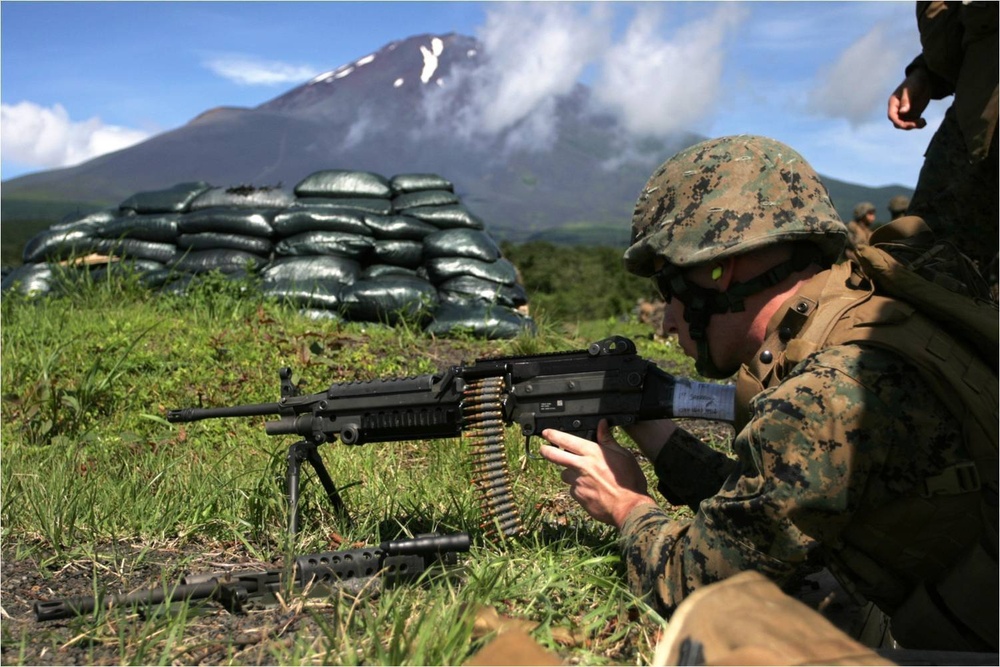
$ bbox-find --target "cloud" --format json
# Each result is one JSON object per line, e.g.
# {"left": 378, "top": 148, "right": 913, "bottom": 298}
{"left": 1, "top": 101, "right": 151, "bottom": 170}
{"left": 807, "top": 23, "right": 909, "bottom": 126}
{"left": 424, "top": 3, "right": 612, "bottom": 152}
{"left": 421, "top": 3, "right": 746, "bottom": 154}
{"left": 591, "top": 4, "right": 747, "bottom": 136}
{"left": 203, "top": 54, "right": 319, "bottom": 86}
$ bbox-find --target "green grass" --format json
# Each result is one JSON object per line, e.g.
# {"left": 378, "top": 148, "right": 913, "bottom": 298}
{"left": 0, "top": 269, "right": 715, "bottom": 664}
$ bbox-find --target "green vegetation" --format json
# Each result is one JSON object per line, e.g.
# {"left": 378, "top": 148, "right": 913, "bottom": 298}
{"left": 503, "top": 241, "right": 659, "bottom": 322}
{"left": 0, "top": 267, "right": 722, "bottom": 665}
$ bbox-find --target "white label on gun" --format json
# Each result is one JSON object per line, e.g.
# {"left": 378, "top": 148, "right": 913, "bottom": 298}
{"left": 671, "top": 379, "right": 736, "bottom": 422}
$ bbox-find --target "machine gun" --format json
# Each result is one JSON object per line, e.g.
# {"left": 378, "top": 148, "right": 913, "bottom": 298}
{"left": 34, "top": 532, "right": 470, "bottom": 622}
{"left": 167, "top": 336, "right": 736, "bottom": 537}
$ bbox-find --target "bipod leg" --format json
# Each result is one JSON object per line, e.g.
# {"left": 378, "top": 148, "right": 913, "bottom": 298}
{"left": 286, "top": 439, "right": 352, "bottom": 538}
{"left": 286, "top": 439, "right": 317, "bottom": 538}
{"left": 304, "top": 444, "right": 352, "bottom": 527}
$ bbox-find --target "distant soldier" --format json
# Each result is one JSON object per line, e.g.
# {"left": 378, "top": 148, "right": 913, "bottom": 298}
{"left": 887, "top": 194, "right": 910, "bottom": 220}
{"left": 846, "top": 201, "right": 877, "bottom": 249}
{"left": 887, "top": 1, "right": 997, "bottom": 277}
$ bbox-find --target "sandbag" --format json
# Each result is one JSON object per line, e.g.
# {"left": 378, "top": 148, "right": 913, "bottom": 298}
{"left": 271, "top": 206, "right": 372, "bottom": 237}
{"left": 54, "top": 208, "right": 119, "bottom": 231}
{"left": 139, "top": 267, "right": 185, "bottom": 289}
{"left": 391, "top": 189, "right": 459, "bottom": 211}
{"left": 103, "top": 238, "right": 179, "bottom": 264}
{"left": 89, "top": 259, "right": 166, "bottom": 283}
{"left": 340, "top": 275, "right": 439, "bottom": 324}
{"left": 179, "top": 207, "right": 277, "bottom": 238}
{"left": 98, "top": 213, "right": 181, "bottom": 243}
{"left": 424, "top": 257, "right": 519, "bottom": 285}
{"left": 438, "top": 275, "right": 528, "bottom": 308}
{"left": 389, "top": 173, "right": 454, "bottom": 194}
{"left": 177, "top": 232, "right": 273, "bottom": 256}
{"left": 293, "top": 170, "right": 392, "bottom": 199}
{"left": 118, "top": 181, "right": 212, "bottom": 213}
{"left": 425, "top": 301, "right": 535, "bottom": 340}
{"left": 171, "top": 249, "right": 262, "bottom": 274}
{"left": 423, "top": 229, "right": 501, "bottom": 262}
{"left": 187, "top": 186, "right": 294, "bottom": 210}
{"left": 373, "top": 240, "right": 423, "bottom": 268}
{"left": 273, "top": 231, "right": 373, "bottom": 260}
{"left": 1, "top": 263, "right": 56, "bottom": 296}
{"left": 405, "top": 204, "right": 485, "bottom": 230}
{"left": 260, "top": 255, "right": 360, "bottom": 288}
{"left": 362, "top": 214, "right": 439, "bottom": 241}
{"left": 23, "top": 226, "right": 105, "bottom": 263}
{"left": 261, "top": 256, "right": 358, "bottom": 309}
{"left": 361, "top": 264, "right": 420, "bottom": 280}
{"left": 161, "top": 273, "right": 258, "bottom": 296}
{"left": 288, "top": 197, "right": 393, "bottom": 215}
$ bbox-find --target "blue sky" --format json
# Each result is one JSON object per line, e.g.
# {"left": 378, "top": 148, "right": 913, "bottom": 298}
{"left": 1, "top": 2, "right": 941, "bottom": 189}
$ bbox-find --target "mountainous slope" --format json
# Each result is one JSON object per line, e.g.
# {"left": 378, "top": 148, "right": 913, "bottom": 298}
{"left": 1, "top": 32, "right": 911, "bottom": 248}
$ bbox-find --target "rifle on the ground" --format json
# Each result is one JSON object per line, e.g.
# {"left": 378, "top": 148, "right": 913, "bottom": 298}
{"left": 34, "top": 532, "right": 470, "bottom": 622}
{"left": 167, "top": 335, "right": 736, "bottom": 537}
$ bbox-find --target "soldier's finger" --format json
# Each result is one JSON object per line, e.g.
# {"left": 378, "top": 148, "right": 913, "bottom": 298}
{"left": 541, "top": 428, "right": 598, "bottom": 457}
{"left": 539, "top": 443, "right": 579, "bottom": 468}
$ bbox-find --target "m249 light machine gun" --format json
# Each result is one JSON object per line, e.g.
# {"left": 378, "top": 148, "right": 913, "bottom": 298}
{"left": 167, "top": 336, "right": 735, "bottom": 538}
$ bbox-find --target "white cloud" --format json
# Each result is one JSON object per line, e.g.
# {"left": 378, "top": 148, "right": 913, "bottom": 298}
{"left": 203, "top": 54, "right": 319, "bottom": 86}
{"left": 1, "top": 101, "right": 151, "bottom": 170}
{"left": 423, "top": 3, "right": 612, "bottom": 152}
{"left": 592, "top": 4, "right": 747, "bottom": 136}
{"left": 807, "top": 23, "right": 909, "bottom": 126}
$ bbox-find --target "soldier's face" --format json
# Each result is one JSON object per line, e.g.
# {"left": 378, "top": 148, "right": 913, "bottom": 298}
{"left": 658, "top": 263, "right": 750, "bottom": 376}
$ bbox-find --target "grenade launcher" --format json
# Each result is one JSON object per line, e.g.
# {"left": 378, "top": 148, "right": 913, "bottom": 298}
{"left": 167, "top": 336, "right": 735, "bottom": 538}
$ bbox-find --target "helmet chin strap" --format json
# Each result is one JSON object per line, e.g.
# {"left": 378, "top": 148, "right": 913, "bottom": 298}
{"left": 667, "top": 250, "right": 820, "bottom": 379}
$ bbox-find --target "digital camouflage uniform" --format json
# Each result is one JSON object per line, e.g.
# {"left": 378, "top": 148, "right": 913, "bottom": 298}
{"left": 621, "top": 136, "right": 996, "bottom": 652}
{"left": 903, "top": 1, "right": 998, "bottom": 277}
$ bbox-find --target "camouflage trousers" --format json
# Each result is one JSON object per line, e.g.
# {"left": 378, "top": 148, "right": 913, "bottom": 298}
{"left": 907, "top": 105, "right": 999, "bottom": 283}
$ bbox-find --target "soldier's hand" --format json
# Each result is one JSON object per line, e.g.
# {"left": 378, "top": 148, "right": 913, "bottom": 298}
{"left": 888, "top": 70, "right": 931, "bottom": 130}
{"left": 540, "top": 420, "right": 655, "bottom": 528}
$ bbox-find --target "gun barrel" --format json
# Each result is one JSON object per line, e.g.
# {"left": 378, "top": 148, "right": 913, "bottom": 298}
{"left": 33, "top": 580, "right": 221, "bottom": 621}
{"left": 166, "top": 402, "right": 284, "bottom": 423}
{"left": 380, "top": 532, "right": 471, "bottom": 555}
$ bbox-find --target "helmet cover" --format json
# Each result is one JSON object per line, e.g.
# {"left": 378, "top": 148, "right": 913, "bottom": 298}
{"left": 624, "top": 135, "right": 847, "bottom": 277}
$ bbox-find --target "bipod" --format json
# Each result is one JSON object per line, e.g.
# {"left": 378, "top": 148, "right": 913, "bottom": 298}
{"left": 286, "top": 438, "right": 352, "bottom": 537}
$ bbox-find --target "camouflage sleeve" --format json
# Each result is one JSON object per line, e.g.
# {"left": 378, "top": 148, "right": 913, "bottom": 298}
{"left": 619, "top": 345, "right": 936, "bottom": 618}
{"left": 651, "top": 427, "right": 737, "bottom": 510}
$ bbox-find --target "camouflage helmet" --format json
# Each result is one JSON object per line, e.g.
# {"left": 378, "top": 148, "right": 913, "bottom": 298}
{"left": 624, "top": 135, "right": 848, "bottom": 277}
{"left": 853, "top": 201, "right": 876, "bottom": 220}
{"left": 888, "top": 195, "right": 910, "bottom": 214}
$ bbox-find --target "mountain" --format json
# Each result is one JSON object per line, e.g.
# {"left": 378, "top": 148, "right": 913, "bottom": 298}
{"left": 1, "top": 32, "right": 911, "bottom": 252}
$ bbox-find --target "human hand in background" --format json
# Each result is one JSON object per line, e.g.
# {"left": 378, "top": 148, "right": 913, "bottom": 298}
{"left": 888, "top": 67, "right": 932, "bottom": 130}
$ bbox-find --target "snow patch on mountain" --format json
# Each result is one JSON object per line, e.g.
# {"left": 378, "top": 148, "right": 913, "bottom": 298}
{"left": 420, "top": 37, "right": 445, "bottom": 84}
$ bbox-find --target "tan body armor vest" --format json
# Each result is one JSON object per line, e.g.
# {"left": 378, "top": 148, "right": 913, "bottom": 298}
{"left": 733, "top": 260, "right": 998, "bottom": 652}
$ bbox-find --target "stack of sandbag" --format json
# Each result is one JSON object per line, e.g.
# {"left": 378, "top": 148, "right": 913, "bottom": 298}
{"left": 265, "top": 170, "right": 431, "bottom": 324}
{"left": 389, "top": 173, "right": 531, "bottom": 338}
{"left": 161, "top": 184, "right": 289, "bottom": 288}
{"left": 5, "top": 170, "right": 535, "bottom": 339}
